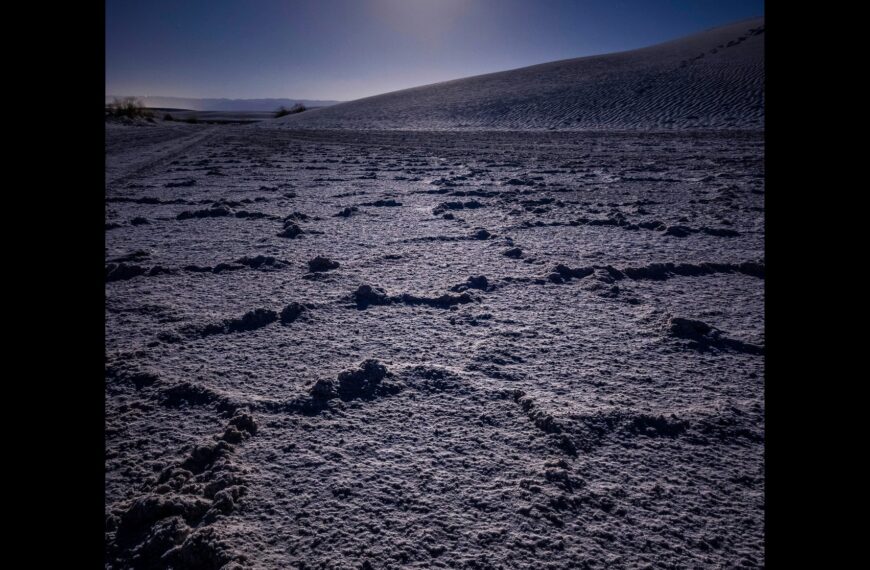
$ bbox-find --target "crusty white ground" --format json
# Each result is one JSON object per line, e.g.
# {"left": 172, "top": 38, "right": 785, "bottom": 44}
{"left": 106, "top": 126, "right": 764, "bottom": 569}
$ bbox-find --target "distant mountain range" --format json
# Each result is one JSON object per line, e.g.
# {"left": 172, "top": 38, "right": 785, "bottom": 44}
{"left": 105, "top": 96, "right": 341, "bottom": 111}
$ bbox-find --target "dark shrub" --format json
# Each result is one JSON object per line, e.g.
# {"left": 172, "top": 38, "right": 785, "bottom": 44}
{"left": 275, "top": 103, "right": 307, "bottom": 118}
{"left": 106, "top": 97, "right": 153, "bottom": 119}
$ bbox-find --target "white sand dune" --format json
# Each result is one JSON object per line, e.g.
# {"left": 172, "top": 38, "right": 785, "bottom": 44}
{"left": 274, "top": 17, "right": 763, "bottom": 131}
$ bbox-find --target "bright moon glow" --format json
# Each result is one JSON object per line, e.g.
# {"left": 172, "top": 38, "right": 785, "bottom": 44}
{"left": 371, "top": 0, "right": 472, "bottom": 45}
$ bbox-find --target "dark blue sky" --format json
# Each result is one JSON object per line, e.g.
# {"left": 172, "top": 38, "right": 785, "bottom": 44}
{"left": 106, "top": 0, "right": 764, "bottom": 101}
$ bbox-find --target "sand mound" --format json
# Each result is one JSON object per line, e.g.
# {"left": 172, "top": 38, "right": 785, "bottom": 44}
{"left": 272, "top": 18, "right": 763, "bottom": 131}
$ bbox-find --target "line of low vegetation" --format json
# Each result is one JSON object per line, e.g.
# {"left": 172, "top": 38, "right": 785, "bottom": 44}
{"left": 106, "top": 97, "right": 153, "bottom": 119}
{"left": 275, "top": 103, "right": 307, "bottom": 118}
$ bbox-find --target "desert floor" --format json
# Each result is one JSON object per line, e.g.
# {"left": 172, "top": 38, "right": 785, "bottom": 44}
{"left": 106, "top": 124, "right": 764, "bottom": 569}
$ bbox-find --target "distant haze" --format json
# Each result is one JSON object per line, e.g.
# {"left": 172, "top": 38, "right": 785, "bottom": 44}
{"left": 104, "top": 96, "right": 341, "bottom": 111}
{"left": 107, "top": 0, "right": 764, "bottom": 102}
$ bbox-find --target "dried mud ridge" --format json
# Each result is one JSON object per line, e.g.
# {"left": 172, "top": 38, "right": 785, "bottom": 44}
{"left": 667, "top": 317, "right": 764, "bottom": 355}
{"left": 106, "top": 255, "right": 291, "bottom": 282}
{"left": 514, "top": 214, "right": 742, "bottom": 239}
{"left": 510, "top": 388, "right": 761, "bottom": 456}
{"left": 106, "top": 367, "right": 257, "bottom": 569}
{"left": 542, "top": 261, "right": 764, "bottom": 284}
{"left": 275, "top": 359, "right": 403, "bottom": 415}
{"left": 157, "top": 305, "right": 309, "bottom": 344}
{"left": 352, "top": 285, "right": 475, "bottom": 310}
{"left": 106, "top": 128, "right": 764, "bottom": 568}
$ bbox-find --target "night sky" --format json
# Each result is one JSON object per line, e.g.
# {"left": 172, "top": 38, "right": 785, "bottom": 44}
{"left": 106, "top": 0, "right": 764, "bottom": 101}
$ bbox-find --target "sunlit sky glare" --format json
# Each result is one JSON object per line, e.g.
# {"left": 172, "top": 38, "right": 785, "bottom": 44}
{"left": 106, "top": 0, "right": 764, "bottom": 101}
